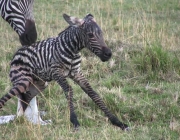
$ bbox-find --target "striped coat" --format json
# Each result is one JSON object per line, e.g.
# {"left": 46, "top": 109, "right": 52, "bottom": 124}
{"left": 0, "top": 0, "right": 37, "bottom": 45}
{"left": 0, "top": 14, "right": 128, "bottom": 130}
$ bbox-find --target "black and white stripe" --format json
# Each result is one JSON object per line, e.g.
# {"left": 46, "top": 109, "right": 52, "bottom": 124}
{"left": 0, "top": 14, "right": 128, "bottom": 130}
{"left": 0, "top": 0, "right": 37, "bottom": 45}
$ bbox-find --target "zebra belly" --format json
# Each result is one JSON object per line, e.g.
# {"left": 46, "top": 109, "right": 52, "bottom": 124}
{"left": 33, "top": 69, "right": 52, "bottom": 82}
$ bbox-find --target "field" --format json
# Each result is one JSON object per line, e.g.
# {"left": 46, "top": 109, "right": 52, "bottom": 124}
{"left": 0, "top": 0, "right": 180, "bottom": 139}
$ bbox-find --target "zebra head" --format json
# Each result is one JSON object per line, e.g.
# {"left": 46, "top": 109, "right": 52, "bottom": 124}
{"left": 63, "top": 14, "right": 112, "bottom": 62}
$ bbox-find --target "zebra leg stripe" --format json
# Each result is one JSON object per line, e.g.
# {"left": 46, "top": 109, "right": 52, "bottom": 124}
{"left": 68, "top": 87, "right": 80, "bottom": 128}
{"left": 53, "top": 72, "right": 80, "bottom": 128}
{"left": 71, "top": 71, "right": 128, "bottom": 130}
{"left": 0, "top": 82, "right": 29, "bottom": 109}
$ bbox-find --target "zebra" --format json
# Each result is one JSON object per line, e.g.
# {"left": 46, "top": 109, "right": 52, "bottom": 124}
{"left": 0, "top": 0, "right": 37, "bottom": 45}
{"left": 0, "top": 13, "right": 129, "bottom": 130}
{"left": 0, "top": 0, "right": 46, "bottom": 124}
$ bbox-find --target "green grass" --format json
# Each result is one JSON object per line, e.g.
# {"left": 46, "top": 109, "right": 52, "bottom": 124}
{"left": 0, "top": 0, "right": 180, "bottom": 139}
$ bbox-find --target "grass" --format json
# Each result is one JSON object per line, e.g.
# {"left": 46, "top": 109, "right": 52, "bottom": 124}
{"left": 0, "top": 0, "right": 180, "bottom": 139}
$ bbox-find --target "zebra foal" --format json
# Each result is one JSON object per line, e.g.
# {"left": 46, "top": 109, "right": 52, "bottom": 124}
{"left": 0, "top": 0, "right": 37, "bottom": 45}
{"left": 0, "top": 13, "right": 129, "bottom": 130}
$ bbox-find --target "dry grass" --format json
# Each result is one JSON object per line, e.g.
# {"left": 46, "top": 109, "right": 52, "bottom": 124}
{"left": 0, "top": 0, "right": 180, "bottom": 139}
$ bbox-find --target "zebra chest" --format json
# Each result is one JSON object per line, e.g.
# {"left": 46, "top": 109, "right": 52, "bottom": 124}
{"left": 55, "top": 55, "right": 81, "bottom": 77}
{"left": 60, "top": 62, "right": 81, "bottom": 77}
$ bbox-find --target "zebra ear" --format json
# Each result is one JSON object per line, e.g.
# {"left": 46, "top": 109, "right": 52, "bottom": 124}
{"left": 63, "top": 14, "right": 84, "bottom": 27}
{"left": 84, "top": 13, "right": 96, "bottom": 22}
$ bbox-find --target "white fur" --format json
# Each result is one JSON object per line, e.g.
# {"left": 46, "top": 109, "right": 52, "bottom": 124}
{"left": 17, "top": 96, "right": 51, "bottom": 125}
{"left": 0, "top": 115, "right": 15, "bottom": 124}
{"left": 0, "top": 97, "right": 51, "bottom": 125}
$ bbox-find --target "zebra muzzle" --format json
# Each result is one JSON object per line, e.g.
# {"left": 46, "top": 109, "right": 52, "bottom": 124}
{"left": 100, "top": 47, "right": 112, "bottom": 62}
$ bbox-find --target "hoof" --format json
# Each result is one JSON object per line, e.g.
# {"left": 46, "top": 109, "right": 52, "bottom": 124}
{"left": 73, "top": 125, "right": 80, "bottom": 132}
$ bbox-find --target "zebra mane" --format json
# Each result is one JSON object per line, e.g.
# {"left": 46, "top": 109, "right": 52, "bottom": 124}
{"left": 85, "top": 14, "right": 94, "bottom": 19}
{"left": 84, "top": 13, "right": 96, "bottom": 23}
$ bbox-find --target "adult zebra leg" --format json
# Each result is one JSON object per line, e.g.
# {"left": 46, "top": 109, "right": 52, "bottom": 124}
{"left": 70, "top": 71, "right": 129, "bottom": 130}
{"left": 53, "top": 72, "right": 80, "bottom": 128}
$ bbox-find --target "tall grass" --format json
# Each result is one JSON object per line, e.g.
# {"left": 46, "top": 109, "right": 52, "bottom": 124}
{"left": 132, "top": 44, "right": 180, "bottom": 80}
{"left": 0, "top": 0, "right": 180, "bottom": 139}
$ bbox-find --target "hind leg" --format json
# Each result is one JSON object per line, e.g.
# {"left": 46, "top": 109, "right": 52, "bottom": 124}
{"left": 17, "top": 90, "right": 38, "bottom": 117}
{"left": 17, "top": 80, "right": 51, "bottom": 125}
{"left": 0, "top": 78, "right": 31, "bottom": 124}
{"left": 0, "top": 78, "right": 31, "bottom": 109}
{"left": 0, "top": 84, "right": 29, "bottom": 124}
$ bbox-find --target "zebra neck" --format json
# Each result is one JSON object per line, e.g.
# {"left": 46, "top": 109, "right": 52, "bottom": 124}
{"left": 56, "top": 26, "right": 86, "bottom": 57}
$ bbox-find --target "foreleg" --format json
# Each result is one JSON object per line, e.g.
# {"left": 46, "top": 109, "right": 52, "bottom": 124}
{"left": 70, "top": 71, "right": 129, "bottom": 130}
{"left": 17, "top": 80, "right": 50, "bottom": 125}
{"left": 53, "top": 72, "right": 80, "bottom": 128}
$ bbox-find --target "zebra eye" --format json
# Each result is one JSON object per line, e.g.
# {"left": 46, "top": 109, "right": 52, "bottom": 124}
{"left": 88, "top": 33, "right": 94, "bottom": 38}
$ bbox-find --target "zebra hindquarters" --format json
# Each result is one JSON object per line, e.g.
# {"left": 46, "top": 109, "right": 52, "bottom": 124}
{"left": 20, "top": 80, "right": 48, "bottom": 111}
{"left": 70, "top": 71, "right": 129, "bottom": 130}
{"left": 0, "top": 81, "right": 31, "bottom": 110}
